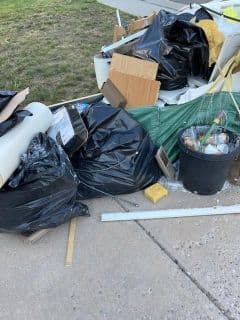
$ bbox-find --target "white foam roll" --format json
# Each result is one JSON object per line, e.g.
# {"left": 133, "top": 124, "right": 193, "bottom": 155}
{"left": 0, "top": 102, "right": 53, "bottom": 188}
{"left": 94, "top": 54, "right": 111, "bottom": 90}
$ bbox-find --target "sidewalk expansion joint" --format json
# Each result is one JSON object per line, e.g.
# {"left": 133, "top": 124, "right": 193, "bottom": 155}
{"left": 136, "top": 221, "right": 235, "bottom": 320}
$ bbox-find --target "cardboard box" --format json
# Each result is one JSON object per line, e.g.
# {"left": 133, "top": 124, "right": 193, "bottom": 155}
{"left": 109, "top": 53, "right": 160, "bottom": 108}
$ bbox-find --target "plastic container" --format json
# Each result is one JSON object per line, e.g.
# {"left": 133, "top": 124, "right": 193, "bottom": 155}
{"left": 178, "top": 128, "right": 240, "bottom": 195}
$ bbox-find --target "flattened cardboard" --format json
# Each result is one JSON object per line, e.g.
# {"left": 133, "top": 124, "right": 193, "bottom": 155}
{"left": 110, "top": 53, "right": 158, "bottom": 80}
{"left": 101, "top": 79, "right": 127, "bottom": 108}
{"left": 109, "top": 53, "right": 160, "bottom": 107}
{"left": 109, "top": 70, "right": 160, "bottom": 107}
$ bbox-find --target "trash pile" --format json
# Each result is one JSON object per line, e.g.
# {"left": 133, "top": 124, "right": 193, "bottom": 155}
{"left": 1, "top": 0, "right": 240, "bottom": 236}
{"left": 94, "top": 0, "right": 240, "bottom": 200}
{"left": 97, "top": 2, "right": 240, "bottom": 108}
{"left": 0, "top": 89, "right": 160, "bottom": 234}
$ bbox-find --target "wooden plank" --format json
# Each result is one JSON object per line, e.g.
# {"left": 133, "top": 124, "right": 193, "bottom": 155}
{"left": 101, "top": 204, "right": 240, "bottom": 222}
{"left": 48, "top": 93, "right": 103, "bottom": 109}
{"left": 65, "top": 217, "right": 77, "bottom": 267}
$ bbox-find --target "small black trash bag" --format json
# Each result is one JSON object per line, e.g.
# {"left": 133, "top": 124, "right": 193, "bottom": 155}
{"left": 0, "top": 90, "right": 16, "bottom": 112}
{"left": 71, "top": 102, "right": 161, "bottom": 199}
{"left": 0, "top": 110, "right": 32, "bottom": 137}
{"left": 132, "top": 10, "right": 209, "bottom": 90}
{"left": 0, "top": 133, "right": 89, "bottom": 233}
{"left": 0, "top": 90, "right": 32, "bottom": 137}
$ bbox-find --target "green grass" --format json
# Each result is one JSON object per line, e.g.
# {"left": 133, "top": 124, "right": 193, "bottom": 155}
{"left": 0, "top": 0, "right": 132, "bottom": 104}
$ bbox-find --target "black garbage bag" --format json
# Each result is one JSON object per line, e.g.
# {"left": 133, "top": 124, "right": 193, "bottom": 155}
{"left": 0, "top": 90, "right": 16, "bottom": 111}
{"left": 132, "top": 10, "right": 209, "bottom": 90}
{"left": 0, "top": 90, "right": 32, "bottom": 137}
{"left": 0, "top": 133, "right": 89, "bottom": 233}
{"left": 71, "top": 102, "right": 161, "bottom": 199}
{"left": 0, "top": 110, "right": 32, "bottom": 138}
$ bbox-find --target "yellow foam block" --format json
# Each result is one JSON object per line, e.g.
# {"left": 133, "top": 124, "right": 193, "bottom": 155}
{"left": 144, "top": 183, "right": 168, "bottom": 204}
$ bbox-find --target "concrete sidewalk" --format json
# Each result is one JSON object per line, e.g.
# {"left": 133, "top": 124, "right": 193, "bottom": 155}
{"left": 97, "top": 0, "right": 183, "bottom": 15}
{"left": 1, "top": 185, "right": 240, "bottom": 319}
{"left": 97, "top": 0, "right": 210, "bottom": 16}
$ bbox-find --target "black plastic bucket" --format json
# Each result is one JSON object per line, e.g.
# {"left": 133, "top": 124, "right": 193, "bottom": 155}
{"left": 178, "top": 128, "right": 240, "bottom": 195}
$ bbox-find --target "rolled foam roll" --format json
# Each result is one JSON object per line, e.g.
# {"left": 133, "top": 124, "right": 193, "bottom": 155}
{"left": 0, "top": 102, "right": 53, "bottom": 188}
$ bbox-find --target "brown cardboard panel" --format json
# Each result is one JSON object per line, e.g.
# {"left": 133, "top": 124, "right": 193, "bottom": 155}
{"left": 109, "top": 70, "right": 160, "bottom": 107}
{"left": 101, "top": 79, "right": 127, "bottom": 108}
{"left": 110, "top": 53, "right": 158, "bottom": 80}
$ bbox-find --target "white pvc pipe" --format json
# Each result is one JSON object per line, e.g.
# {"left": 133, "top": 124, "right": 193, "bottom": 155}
{"left": 101, "top": 204, "right": 240, "bottom": 222}
{"left": 0, "top": 102, "right": 53, "bottom": 188}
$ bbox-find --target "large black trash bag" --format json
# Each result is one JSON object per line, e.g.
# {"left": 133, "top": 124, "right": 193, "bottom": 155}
{"left": 132, "top": 10, "right": 209, "bottom": 90}
{"left": 0, "top": 90, "right": 32, "bottom": 137}
{"left": 0, "top": 133, "right": 89, "bottom": 233}
{"left": 71, "top": 102, "right": 161, "bottom": 199}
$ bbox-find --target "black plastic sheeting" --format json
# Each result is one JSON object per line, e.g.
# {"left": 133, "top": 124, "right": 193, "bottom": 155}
{"left": 0, "top": 90, "right": 16, "bottom": 112}
{"left": 194, "top": 7, "right": 213, "bottom": 21}
{"left": 72, "top": 102, "right": 161, "bottom": 199}
{"left": 0, "top": 110, "right": 32, "bottom": 137}
{"left": 0, "top": 90, "right": 32, "bottom": 137}
{"left": 132, "top": 10, "right": 209, "bottom": 90}
{"left": 0, "top": 133, "right": 89, "bottom": 233}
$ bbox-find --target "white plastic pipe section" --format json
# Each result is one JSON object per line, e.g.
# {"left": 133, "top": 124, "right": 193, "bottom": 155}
{"left": 0, "top": 102, "right": 53, "bottom": 188}
{"left": 101, "top": 205, "right": 240, "bottom": 222}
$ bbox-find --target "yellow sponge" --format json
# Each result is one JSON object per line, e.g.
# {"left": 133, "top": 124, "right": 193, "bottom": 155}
{"left": 144, "top": 183, "right": 168, "bottom": 204}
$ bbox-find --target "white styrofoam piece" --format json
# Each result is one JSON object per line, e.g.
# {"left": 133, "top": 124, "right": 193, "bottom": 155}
{"left": 159, "top": 87, "right": 188, "bottom": 105}
{"left": 188, "top": 77, "right": 208, "bottom": 88}
{"left": 177, "top": 82, "right": 217, "bottom": 104}
{"left": 177, "top": 71, "right": 240, "bottom": 105}
{"left": 0, "top": 102, "right": 53, "bottom": 188}
{"left": 101, "top": 204, "right": 240, "bottom": 222}
{"left": 94, "top": 54, "right": 111, "bottom": 90}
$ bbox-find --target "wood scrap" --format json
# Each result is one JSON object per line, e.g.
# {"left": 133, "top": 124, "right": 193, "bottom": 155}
{"left": 65, "top": 217, "right": 77, "bottom": 267}
{"left": 25, "top": 229, "right": 50, "bottom": 244}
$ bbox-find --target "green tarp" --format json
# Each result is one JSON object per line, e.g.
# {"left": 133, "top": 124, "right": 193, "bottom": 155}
{"left": 128, "top": 92, "right": 240, "bottom": 161}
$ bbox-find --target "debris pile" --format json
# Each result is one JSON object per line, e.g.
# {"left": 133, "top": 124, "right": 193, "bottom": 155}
{"left": 1, "top": 0, "right": 240, "bottom": 240}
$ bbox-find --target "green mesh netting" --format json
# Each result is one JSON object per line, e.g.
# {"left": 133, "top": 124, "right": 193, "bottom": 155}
{"left": 128, "top": 92, "right": 240, "bottom": 161}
